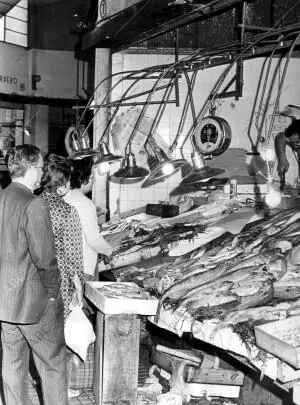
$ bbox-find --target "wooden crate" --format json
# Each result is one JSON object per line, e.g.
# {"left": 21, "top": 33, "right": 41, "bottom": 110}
{"left": 85, "top": 282, "right": 158, "bottom": 315}
{"left": 254, "top": 316, "right": 300, "bottom": 369}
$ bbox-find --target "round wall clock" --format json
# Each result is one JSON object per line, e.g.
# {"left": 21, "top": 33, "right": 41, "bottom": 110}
{"left": 193, "top": 116, "right": 232, "bottom": 156}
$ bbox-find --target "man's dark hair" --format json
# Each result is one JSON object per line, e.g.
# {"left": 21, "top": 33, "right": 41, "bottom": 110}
{"left": 8, "top": 144, "right": 41, "bottom": 179}
{"left": 285, "top": 119, "right": 300, "bottom": 138}
{"left": 69, "top": 157, "right": 94, "bottom": 190}
{"left": 41, "top": 154, "right": 71, "bottom": 192}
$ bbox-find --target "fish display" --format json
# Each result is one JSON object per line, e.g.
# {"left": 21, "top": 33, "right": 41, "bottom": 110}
{"left": 105, "top": 204, "right": 300, "bottom": 353}
{"left": 114, "top": 207, "right": 300, "bottom": 346}
{"left": 154, "top": 208, "right": 300, "bottom": 324}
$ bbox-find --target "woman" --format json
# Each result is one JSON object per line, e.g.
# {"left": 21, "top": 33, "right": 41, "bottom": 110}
{"left": 40, "top": 154, "right": 84, "bottom": 322}
{"left": 63, "top": 157, "right": 113, "bottom": 282}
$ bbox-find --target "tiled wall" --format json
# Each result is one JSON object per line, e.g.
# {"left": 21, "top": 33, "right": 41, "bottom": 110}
{"left": 94, "top": 51, "right": 300, "bottom": 216}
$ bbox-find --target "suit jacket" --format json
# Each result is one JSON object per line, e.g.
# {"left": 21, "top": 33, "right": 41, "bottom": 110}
{"left": 0, "top": 182, "right": 61, "bottom": 324}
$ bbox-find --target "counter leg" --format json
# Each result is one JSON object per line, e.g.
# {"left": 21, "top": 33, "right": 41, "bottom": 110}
{"left": 93, "top": 311, "right": 140, "bottom": 405}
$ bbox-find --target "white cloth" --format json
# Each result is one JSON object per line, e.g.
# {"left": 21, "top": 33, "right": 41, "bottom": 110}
{"left": 64, "top": 190, "right": 113, "bottom": 276}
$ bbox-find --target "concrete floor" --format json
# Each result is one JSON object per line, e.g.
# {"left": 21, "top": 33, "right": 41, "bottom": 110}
{"left": 0, "top": 341, "right": 151, "bottom": 405}
{"left": 0, "top": 326, "right": 294, "bottom": 405}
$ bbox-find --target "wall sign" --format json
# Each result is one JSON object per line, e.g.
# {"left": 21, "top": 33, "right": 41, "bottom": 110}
{"left": 0, "top": 74, "right": 18, "bottom": 85}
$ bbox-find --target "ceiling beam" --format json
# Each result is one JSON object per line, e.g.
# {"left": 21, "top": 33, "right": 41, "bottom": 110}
{"left": 0, "top": 0, "right": 19, "bottom": 17}
{"left": 82, "top": 0, "right": 250, "bottom": 52}
{"left": 0, "top": 93, "right": 88, "bottom": 107}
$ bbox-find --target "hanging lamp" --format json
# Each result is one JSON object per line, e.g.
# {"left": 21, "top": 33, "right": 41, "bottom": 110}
{"left": 112, "top": 147, "right": 149, "bottom": 180}
{"left": 67, "top": 69, "right": 150, "bottom": 164}
{"left": 94, "top": 141, "right": 123, "bottom": 164}
{"left": 146, "top": 140, "right": 186, "bottom": 181}
{"left": 180, "top": 150, "right": 225, "bottom": 184}
{"left": 141, "top": 67, "right": 192, "bottom": 184}
{"left": 65, "top": 125, "right": 99, "bottom": 160}
{"left": 94, "top": 68, "right": 164, "bottom": 174}
{"left": 111, "top": 63, "right": 182, "bottom": 182}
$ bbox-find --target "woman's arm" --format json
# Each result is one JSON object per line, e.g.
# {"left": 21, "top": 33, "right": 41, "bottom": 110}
{"left": 275, "top": 131, "right": 290, "bottom": 175}
{"left": 78, "top": 199, "right": 113, "bottom": 257}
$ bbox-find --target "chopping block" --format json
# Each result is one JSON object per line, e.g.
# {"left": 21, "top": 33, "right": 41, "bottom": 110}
{"left": 151, "top": 345, "right": 244, "bottom": 399}
{"left": 151, "top": 345, "right": 202, "bottom": 399}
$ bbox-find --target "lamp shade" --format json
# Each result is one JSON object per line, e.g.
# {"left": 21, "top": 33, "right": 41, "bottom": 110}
{"left": 181, "top": 167, "right": 225, "bottom": 184}
{"left": 148, "top": 147, "right": 186, "bottom": 181}
{"left": 112, "top": 151, "right": 149, "bottom": 180}
{"left": 66, "top": 126, "right": 99, "bottom": 160}
{"left": 94, "top": 141, "right": 123, "bottom": 164}
{"left": 180, "top": 150, "right": 225, "bottom": 184}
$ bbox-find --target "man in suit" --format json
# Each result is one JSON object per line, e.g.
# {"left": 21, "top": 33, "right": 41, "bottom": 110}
{"left": 0, "top": 144, "right": 68, "bottom": 405}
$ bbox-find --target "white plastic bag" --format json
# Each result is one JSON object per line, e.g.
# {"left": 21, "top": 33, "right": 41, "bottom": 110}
{"left": 64, "top": 306, "right": 96, "bottom": 361}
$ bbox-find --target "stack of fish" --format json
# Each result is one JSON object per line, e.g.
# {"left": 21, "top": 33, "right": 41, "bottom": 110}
{"left": 114, "top": 208, "right": 300, "bottom": 340}
{"left": 147, "top": 208, "right": 300, "bottom": 333}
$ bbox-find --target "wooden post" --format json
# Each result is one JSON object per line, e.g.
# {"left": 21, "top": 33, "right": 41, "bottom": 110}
{"left": 93, "top": 312, "right": 140, "bottom": 405}
{"left": 294, "top": 382, "right": 300, "bottom": 405}
{"left": 93, "top": 47, "right": 112, "bottom": 215}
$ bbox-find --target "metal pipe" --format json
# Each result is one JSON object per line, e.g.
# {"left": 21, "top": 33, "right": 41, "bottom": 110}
{"left": 237, "top": 24, "right": 277, "bottom": 33}
{"left": 254, "top": 39, "right": 283, "bottom": 146}
{"left": 170, "top": 70, "right": 197, "bottom": 154}
{"left": 180, "top": 23, "right": 300, "bottom": 152}
{"left": 102, "top": 100, "right": 177, "bottom": 108}
{"left": 265, "top": 32, "right": 300, "bottom": 150}
{"left": 80, "top": 65, "right": 163, "bottom": 141}
{"left": 76, "top": 62, "right": 170, "bottom": 129}
{"left": 144, "top": 78, "right": 176, "bottom": 157}
{"left": 97, "top": 66, "right": 164, "bottom": 146}
{"left": 149, "top": 79, "right": 176, "bottom": 136}
{"left": 103, "top": 83, "right": 173, "bottom": 104}
{"left": 127, "top": 51, "right": 201, "bottom": 154}
{"left": 175, "top": 28, "right": 180, "bottom": 107}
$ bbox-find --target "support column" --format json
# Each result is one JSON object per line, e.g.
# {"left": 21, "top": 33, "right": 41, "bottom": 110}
{"left": 93, "top": 48, "right": 112, "bottom": 219}
{"left": 30, "top": 104, "right": 49, "bottom": 155}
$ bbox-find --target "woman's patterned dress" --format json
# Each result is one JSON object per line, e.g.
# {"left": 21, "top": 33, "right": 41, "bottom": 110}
{"left": 41, "top": 190, "right": 84, "bottom": 322}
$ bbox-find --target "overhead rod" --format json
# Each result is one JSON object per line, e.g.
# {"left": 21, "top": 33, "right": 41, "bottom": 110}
{"left": 238, "top": 24, "right": 277, "bottom": 33}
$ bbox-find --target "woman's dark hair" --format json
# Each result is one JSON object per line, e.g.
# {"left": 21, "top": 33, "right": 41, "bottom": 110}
{"left": 69, "top": 157, "right": 94, "bottom": 189}
{"left": 285, "top": 119, "right": 300, "bottom": 138}
{"left": 41, "top": 154, "right": 71, "bottom": 192}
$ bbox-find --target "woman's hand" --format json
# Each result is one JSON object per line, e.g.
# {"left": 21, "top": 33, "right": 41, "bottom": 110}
{"left": 277, "top": 156, "right": 289, "bottom": 176}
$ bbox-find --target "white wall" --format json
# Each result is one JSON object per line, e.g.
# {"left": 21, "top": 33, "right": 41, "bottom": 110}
{"left": 0, "top": 43, "right": 88, "bottom": 99}
{"left": 95, "top": 51, "right": 300, "bottom": 215}
{"left": 0, "top": 43, "right": 29, "bottom": 95}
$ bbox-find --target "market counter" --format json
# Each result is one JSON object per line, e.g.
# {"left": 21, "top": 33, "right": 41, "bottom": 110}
{"left": 97, "top": 203, "right": 300, "bottom": 404}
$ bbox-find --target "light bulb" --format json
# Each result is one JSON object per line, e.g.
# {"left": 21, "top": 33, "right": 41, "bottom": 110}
{"left": 261, "top": 148, "right": 276, "bottom": 162}
{"left": 96, "top": 162, "right": 110, "bottom": 175}
{"left": 24, "top": 127, "right": 31, "bottom": 136}
{"left": 161, "top": 162, "right": 175, "bottom": 176}
{"left": 265, "top": 186, "right": 281, "bottom": 208}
